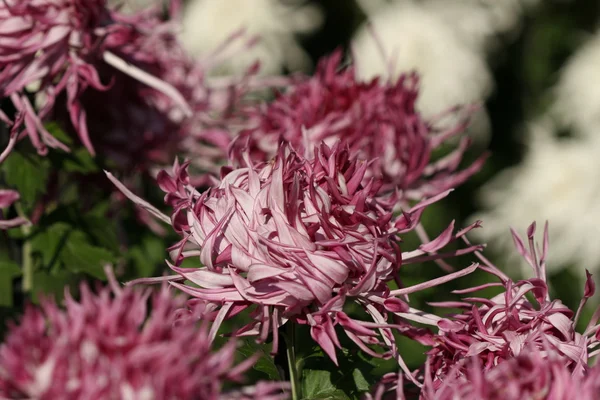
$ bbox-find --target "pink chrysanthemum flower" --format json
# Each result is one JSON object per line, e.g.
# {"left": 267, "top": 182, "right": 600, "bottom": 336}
{"left": 0, "top": 0, "right": 194, "bottom": 162}
{"left": 424, "top": 222, "right": 600, "bottom": 389}
{"left": 0, "top": 189, "right": 28, "bottom": 229}
{"left": 51, "top": 13, "right": 262, "bottom": 174}
{"left": 229, "top": 50, "right": 487, "bottom": 200}
{"left": 0, "top": 266, "right": 288, "bottom": 400}
{"left": 421, "top": 347, "right": 600, "bottom": 400}
{"left": 111, "top": 141, "right": 482, "bottom": 381}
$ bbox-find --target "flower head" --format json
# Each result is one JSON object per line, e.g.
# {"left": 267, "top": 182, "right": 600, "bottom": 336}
{"left": 423, "top": 347, "right": 600, "bottom": 400}
{"left": 351, "top": 1, "right": 493, "bottom": 139}
{"left": 230, "top": 50, "right": 486, "bottom": 200}
{"left": 0, "top": 0, "right": 120, "bottom": 157}
{"left": 425, "top": 222, "right": 600, "bottom": 389}
{"left": 0, "top": 0, "right": 203, "bottom": 166}
{"left": 0, "top": 266, "right": 287, "bottom": 399}
{"left": 129, "top": 141, "right": 482, "bottom": 382}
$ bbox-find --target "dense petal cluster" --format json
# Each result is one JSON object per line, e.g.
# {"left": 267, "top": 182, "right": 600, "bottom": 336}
{"left": 0, "top": 0, "right": 253, "bottom": 173}
{"left": 351, "top": 1, "right": 493, "bottom": 143}
{"left": 423, "top": 348, "right": 600, "bottom": 400}
{"left": 0, "top": 0, "right": 130, "bottom": 158}
{"left": 230, "top": 50, "right": 486, "bottom": 200}
{"left": 0, "top": 267, "right": 287, "bottom": 400}
{"left": 425, "top": 222, "right": 600, "bottom": 389}
{"left": 128, "top": 141, "right": 483, "bottom": 380}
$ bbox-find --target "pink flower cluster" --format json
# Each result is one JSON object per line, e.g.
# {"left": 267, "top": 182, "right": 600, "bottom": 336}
{"left": 426, "top": 222, "right": 599, "bottom": 385}
{"left": 0, "top": 266, "right": 288, "bottom": 399}
{"left": 424, "top": 348, "right": 600, "bottom": 400}
{"left": 231, "top": 49, "right": 487, "bottom": 200}
{"left": 371, "top": 222, "right": 600, "bottom": 398}
{"left": 0, "top": 0, "right": 258, "bottom": 173}
{"left": 115, "top": 140, "right": 484, "bottom": 383}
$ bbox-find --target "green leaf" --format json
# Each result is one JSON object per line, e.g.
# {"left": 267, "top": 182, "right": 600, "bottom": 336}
{"left": 82, "top": 214, "right": 119, "bottom": 252}
{"left": 30, "top": 222, "right": 115, "bottom": 281}
{"left": 44, "top": 123, "right": 99, "bottom": 174}
{"left": 351, "top": 368, "right": 370, "bottom": 393}
{"left": 44, "top": 122, "right": 73, "bottom": 146}
{"left": 237, "top": 339, "right": 282, "bottom": 381}
{"left": 0, "top": 261, "right": 22, "bottom": 307}
{"left": 60, "top": 231, "right": 114, "bottom": 280}
{"left": 127, "top": 234, "right": 167, "bottom": 278}
{"left": 301, "top": 369, "right": 351, "bottom": 400}
{"left": 31, "top": 269, "right": 78, "bottom": 304}
{"left": 2, "top": 151, "right": 49, "bottom": 206}
{"left": 30, "top": 222, "right": 71, "bottom": 268}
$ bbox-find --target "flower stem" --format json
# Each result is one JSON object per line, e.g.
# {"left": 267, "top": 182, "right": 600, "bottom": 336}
{"left": 15, "top": 203, "right": 33, "bottom": 292}
{"left": 286, "top": 322, "right": 300, "bottom": 400}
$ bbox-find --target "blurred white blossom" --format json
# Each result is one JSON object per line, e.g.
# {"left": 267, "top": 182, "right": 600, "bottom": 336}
{"left": 421, "top": 0, "right": 526, "bottom": 54}
{"left": 355, "top": 0, "right": 535, "bottom": 55}
{"left": 351, "top": 1, "right": 493, "bottom": 140}
{"left": 553, "top": 32, "right": 600, "bottom": 135}
{"left": 473, "top": 119, "right": 600, "bottom": 277}
{"left": 180, "top": 0, "right": 323, "bottom": 76}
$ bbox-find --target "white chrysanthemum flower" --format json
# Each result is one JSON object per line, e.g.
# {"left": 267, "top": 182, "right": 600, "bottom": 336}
{"left": 553, "top": 32, "right": 600, "bottom": 135}
{"left": 180, "top": 0, "right": 323, "bottom": 76}
{"left": 420, "top": 0, "right": 526, "bottom": 54}
{"left": 356, "top": 0, "right": 535, "bottom": 55}
{"left": 351, "top": 2, "right": 493, "bottom": 140}
{"left": 473, "top": 119, "right": 600, "bottom": 277}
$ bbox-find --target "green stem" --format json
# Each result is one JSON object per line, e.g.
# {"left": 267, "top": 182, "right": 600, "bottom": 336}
{"left": 286, "top": 322, "right": 300, "bottom": 400}
{"left": 15, "top": 203, "right": 33, "bottom": 292}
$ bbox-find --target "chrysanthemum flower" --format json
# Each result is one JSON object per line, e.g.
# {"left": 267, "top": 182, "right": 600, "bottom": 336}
{"left": 422, "top": 347, "right": 600, "bottom": 400}
{"left": 0, "top": 266, "right": 288, "bottom": 399}
{"left": 112, "top": 141, "right": 482, "bottom": 382}
{"left": 0, "top": 189, "right": 28, "bottom": 229}
{"left": 181, "top": 0, "right": 323, "bottom": 76}
{"left": 351, "top": 1, "right": 493, "bottom": 143}
{"left": 230, "top": 50, "right": 487, "bottom": 201}
{"left": 424, "top": 222, "right": 600, "bottom": 389}
{"left": 0, "top": 0, "right": 194, "bottom": 162}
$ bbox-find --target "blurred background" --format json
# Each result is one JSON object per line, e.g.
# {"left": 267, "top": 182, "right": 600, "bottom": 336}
{"left": 3, "top": 0, "right": 600, "bottom": 374}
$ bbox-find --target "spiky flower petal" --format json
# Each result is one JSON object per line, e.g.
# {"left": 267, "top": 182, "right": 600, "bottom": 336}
{"left": 425, "top": 222, "right": 600, "bottom": 389}
{"left": 230, "top": 50, "right": 486, "bottom": 200}
{"left": 0, "top": 267, "right": 287, "bottom": 399}
{"left": 131, "top": 141, "right": 482, "bottom": 382}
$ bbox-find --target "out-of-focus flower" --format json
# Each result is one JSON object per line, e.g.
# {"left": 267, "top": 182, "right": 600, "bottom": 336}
{"left": 49, "top": 6, "right": 246, "bottom": 174}
{"left": 0, "top": 266, "right": 288, "bottom": 399}
{"left": 0, "top": 0, "right": 193, "bottom": 162}
{"left": 181, "top": 0, "right": 323, "bottom": 76}
{"left": 111, "top": 141, "right": 482, "bottom": 383}
{"left": 425, "top": 222, "right": 600, "bottom": 389}
{"left": 419, "top": 0, "right": 528, "bottom": 55}
{"left": 355, "top": 0, "right": 536, "bottom": 56}
{"left": 422, "top": 347, "right": 600, "bottom": 400}
{"left": 230, "top": 50, "right": 487, "bottom": 201}
{"left": 0, "top": 189, "right": 28, "bottom": 229}
{"left": 553, "top": 31, "right": 600, "bottom": 136}
{"left": 473, "top": 120, "right": 600, "bottom": 276}
{"left": 351, "top": 1, "right": 493, "bottom": 140}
